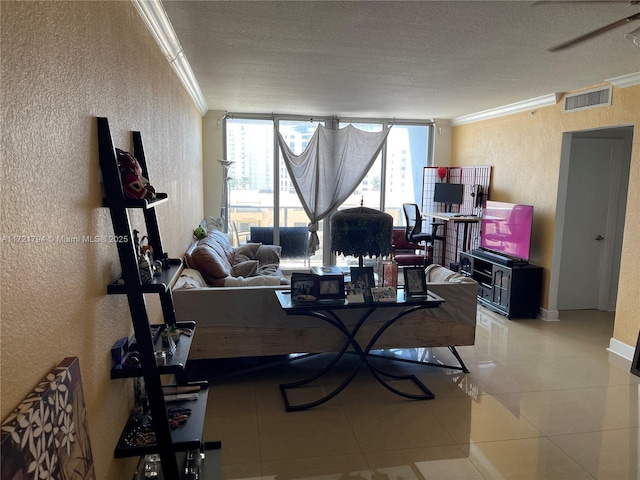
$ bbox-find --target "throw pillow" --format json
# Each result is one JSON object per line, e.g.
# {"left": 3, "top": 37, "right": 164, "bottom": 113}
{"left": 232, "top": 260, "right": 259, "bottom": 278}
{"left": 255, "top": 244, "right": 282, "bottom": 266}
{"left": 233, "top": 243, "right": 262, "bottom": 264}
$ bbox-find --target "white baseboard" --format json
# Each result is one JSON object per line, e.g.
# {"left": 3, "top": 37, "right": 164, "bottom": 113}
{"left": 607, "top": 337, "right": 635, "bottom": 362}
{"left": 540, "top": 307, "right": 559, "bottom": 321}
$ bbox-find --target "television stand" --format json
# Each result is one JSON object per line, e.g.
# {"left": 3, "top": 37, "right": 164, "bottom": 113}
{"left": 470, "top": 248, "right": 527, "bottom": 267}
{"left": 460, "top": 250, "right": 542, "bottom": 319}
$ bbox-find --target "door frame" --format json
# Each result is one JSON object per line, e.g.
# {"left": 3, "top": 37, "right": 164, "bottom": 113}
{"left": 547, "top": 126, "right": 633, "bottom": 319}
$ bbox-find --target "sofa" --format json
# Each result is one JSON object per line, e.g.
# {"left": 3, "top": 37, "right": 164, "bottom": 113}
{"left": 183, "top": 228, "right": 289, "bottom": 287}
{"left": 172, "top": 256, "right": 478, "bottom": 360}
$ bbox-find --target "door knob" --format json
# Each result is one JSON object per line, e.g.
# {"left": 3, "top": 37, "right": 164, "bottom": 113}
{"left": 595, "top": 235, "right": 604, "bottom": 241}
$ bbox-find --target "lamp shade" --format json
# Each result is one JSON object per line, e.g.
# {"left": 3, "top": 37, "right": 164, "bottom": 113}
{"left": 330, "top": 206, "right": 393, "bottom": 266}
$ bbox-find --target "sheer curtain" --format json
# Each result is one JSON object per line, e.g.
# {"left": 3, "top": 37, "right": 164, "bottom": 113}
{"left": 277, "top": 124, "right": 391, "bottom": 254}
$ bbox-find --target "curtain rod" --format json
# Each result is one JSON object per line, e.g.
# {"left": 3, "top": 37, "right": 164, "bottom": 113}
{"left": 224, "top": 112, "right": 435, "bottom": 126}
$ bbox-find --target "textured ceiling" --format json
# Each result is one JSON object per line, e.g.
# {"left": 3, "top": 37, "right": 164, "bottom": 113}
{"left": 162, "top": 0, "right": 640, "bottom": 120}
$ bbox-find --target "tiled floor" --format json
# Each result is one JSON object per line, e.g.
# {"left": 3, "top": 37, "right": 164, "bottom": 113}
{"left": 192, "top": 307, "right": 640, "bottom": 480}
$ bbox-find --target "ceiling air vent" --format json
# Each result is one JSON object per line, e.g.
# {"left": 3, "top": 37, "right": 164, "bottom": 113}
{"left": 563, "top": 86, "right": 612, "bottom": 113}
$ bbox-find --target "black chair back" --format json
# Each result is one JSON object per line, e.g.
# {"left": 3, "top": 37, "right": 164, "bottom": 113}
{"left": 402, "top": 203, "right": 423, "bottom": 243}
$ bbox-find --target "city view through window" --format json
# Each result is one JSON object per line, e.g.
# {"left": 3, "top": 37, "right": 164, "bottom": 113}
{"left": 224, "top": 116, "right": 432, "bottom": 270}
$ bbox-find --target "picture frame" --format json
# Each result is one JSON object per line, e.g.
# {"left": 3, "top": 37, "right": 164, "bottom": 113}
{"left": 290, "top": 272, "right": 317, "bottom": 303}
{"left": 403, "top": 266, "right": 428, "bottom": 297}
{"left": 316, "top": 275, "right": 345, "bottom": 300}
{"left": 370, "top": 286, "right": 397, "bottom": 302}
{"left": 350, "top": 267, "right": 375, "bottom": 302}
{"left": 291, "top": 271, "right": 346, "bottom": 303}
{"left": 345, "top": 281, "right": 365, "bottom": 303}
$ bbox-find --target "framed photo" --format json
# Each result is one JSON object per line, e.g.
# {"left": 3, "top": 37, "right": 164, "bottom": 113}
{"left": 345, "top": 281, "right": 365, "bottom": 303}
{"left": 404, "top": 267, "right": 428, "bottom": 297}
{"left": 350, "top": 267, "right": 375, "bottom": 302}
{"left": 290, "top": 273, "right": 317, "bottom": 303}
{"left": 316, "top": 275, "right": 345, "bottom": 300}
{"left": 370, "top": 286, "right": 397, "bottom": 302}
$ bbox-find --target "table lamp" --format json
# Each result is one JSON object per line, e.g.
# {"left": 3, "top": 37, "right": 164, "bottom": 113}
{"left": 330, "top": 203, "right": 393, "bottom": 267}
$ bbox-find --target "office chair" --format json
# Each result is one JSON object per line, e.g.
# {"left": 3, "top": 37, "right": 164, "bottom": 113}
{"left": 402, "top": 203, "right": 445, "bottom": 265}
{"left": 391, "top": 227, "right": 427, "bottom": 267}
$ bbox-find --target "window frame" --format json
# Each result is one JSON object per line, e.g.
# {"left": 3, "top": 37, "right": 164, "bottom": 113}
{"left": 223, "top": 113, "right": 434, "bottom": 267}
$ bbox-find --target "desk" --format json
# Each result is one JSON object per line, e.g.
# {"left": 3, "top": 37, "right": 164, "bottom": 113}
{"left": 274, "top": 290, "right": 466, "bottom": 411}
{"left": 423, "top": 212, "right": 481, "bottom": 256}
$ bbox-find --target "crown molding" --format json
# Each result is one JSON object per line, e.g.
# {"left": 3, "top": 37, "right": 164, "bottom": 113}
{"left": 132, "top": 0, "right": 208, "bottom": 115}
{"left": 451, "top": 93, "right": 561, "bottom": 126}
{"left": 451, "top": 72, "right": 640, "bottom": 126}
{"left": 606, "top": 72, "right": 640, "bottom": 89}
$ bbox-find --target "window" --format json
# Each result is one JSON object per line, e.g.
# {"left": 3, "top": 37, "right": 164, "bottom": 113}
{"left": 384, "top": 124, "right": 431, "bottom": 225}
{"left": 225, "top": 118, "right": 274, "bottom": 247}
{"left": 224, "top": 114, "right": 432, "bottom": 269}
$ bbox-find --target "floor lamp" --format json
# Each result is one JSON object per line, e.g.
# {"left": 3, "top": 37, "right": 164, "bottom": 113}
{"left": 218, "top": 159, "right": 234, "bottom": 234}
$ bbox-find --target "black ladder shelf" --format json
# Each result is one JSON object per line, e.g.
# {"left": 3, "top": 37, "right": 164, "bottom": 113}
{"left": 97, "top": 117, "right": 219, "bottom": 479}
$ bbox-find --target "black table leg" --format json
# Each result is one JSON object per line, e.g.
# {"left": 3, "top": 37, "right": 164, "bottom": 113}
{"left": 448, "top": 346, "right": 470, "bottom": 373}
{"left": 279, "top": 304, "right": 461, "bottom": 411}
{"left": 279, "top": 308, "right": 375, "bottom": 412}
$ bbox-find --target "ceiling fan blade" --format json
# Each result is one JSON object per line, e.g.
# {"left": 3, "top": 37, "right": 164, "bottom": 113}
{"left": 549, "top": 12, "right": 640, "bottom": 51}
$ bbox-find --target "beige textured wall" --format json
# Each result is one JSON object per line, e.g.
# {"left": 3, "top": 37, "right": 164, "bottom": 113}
{"left": 1, "top": 2, "right": 204, "bottom": 479}
{"left": 451, "top": 84, "right": 639, "bottom": 347}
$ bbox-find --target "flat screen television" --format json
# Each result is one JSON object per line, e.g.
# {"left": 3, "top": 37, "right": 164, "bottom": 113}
{"left": 434, "top": 182, "right": 464, "bottom": 211}
{"left": 480, "top": 201, "right": 534, "bottom": 261}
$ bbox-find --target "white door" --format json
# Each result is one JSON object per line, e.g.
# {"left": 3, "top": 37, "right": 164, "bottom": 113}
{"left": 557, "top": 138, "right": 622, "bottom": 310}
